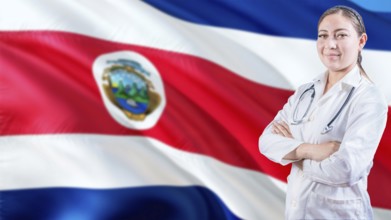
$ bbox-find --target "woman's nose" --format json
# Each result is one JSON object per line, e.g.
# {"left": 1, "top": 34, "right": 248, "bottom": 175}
{"left": 325, "top": 37, "right": 337, "bottom": 49}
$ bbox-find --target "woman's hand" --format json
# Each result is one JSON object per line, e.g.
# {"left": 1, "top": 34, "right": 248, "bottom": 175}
{"left": 271, "top": 121, "right": 293, "bottom": 138}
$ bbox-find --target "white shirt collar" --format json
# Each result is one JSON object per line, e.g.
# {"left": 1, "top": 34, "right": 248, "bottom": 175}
{"left": 312, "top": 65, "right": 362, "bottom": 90}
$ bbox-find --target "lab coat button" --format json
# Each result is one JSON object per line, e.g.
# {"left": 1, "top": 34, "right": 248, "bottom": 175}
{"left": 291, "top": 200, "right": 297, "bottom": 208}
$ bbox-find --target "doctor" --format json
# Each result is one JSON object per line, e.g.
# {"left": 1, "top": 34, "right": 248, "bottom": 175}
{"left": 259, "top": 5, "right": 388, "bottom": 220}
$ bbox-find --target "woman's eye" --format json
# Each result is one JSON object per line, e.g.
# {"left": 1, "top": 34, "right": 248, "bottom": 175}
{"left": 337, "top": 34, "right": 348, "bottom": 38}
{"left": 318, "top": 34, "right": 327, "bottom": 39}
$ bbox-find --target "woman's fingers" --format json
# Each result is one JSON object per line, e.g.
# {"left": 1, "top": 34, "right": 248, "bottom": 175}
{"left": 280, "top": 121, "right": 291, "bottom": 132}
{"left": 272, "top": 121, "right": 293, "bottom": 138}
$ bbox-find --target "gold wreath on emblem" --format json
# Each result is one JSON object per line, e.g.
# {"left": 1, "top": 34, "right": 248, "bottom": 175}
{"left": 102, "top": 63, "right": 161, "bottom": 121}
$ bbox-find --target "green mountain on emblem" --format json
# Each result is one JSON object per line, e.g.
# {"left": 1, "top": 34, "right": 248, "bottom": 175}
{"left": 114, "top": 81, "right": 149, "bottom": 104}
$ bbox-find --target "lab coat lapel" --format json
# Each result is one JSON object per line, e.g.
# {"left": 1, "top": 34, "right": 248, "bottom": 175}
{"left": 317, "top": 66, "right": 361, "bottom": 106}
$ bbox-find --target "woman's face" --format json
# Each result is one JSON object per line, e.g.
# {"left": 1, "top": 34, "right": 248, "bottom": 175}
{"left": 317, "top": 13, "right": 366, "bottom": 74}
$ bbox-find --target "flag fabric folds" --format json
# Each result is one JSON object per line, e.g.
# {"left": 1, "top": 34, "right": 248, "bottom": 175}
{"left": 1, "top": 1, "right": 391, "bottom": 219}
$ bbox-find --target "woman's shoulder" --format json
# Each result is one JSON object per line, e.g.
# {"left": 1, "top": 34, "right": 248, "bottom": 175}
{"left": 295, "top": 78, "right": 321, "bottom": 94}
{"left": 355, "top": 78, "right": 388, "bottom": 108}
{"left": 296, "top": 82, "right": 314, "bottom": 90}
{"left": 295, "top": 72, "right": 325, "bottom": 91}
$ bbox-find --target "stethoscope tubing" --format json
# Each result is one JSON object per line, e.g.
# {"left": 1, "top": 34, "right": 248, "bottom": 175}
{"left": 291, "top": 84, "right": 355, "bottom": 135}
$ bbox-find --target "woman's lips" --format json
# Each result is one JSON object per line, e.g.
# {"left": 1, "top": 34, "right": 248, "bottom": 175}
{"left": 325, "top": 53, "right": 340, "bottom": 60}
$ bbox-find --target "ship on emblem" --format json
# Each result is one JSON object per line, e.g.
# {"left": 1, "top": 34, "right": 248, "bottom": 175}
{"left": 102, "top": 59, "right": 161, "bottom": 121}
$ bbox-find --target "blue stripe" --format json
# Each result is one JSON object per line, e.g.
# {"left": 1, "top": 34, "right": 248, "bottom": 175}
{"left": 143, "top": 0, "right": 391, "bottom": 51}
{"left": 0, "top": 186, "right": 240, "bottom": 220}
{"left": 349, "top": 0, "right": 391, "bottom": 12}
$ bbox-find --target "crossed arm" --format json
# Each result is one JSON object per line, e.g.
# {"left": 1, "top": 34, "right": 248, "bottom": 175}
{"left": 260, "top": 88, "right": 387, "bottom": 186}
{"left": 272, "top": 121, "right": 340, "bottom": 162}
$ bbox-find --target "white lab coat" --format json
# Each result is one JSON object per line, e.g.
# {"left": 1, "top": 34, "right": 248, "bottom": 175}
{"left": 259, "top": 65, "right": 388, "bottom": 220}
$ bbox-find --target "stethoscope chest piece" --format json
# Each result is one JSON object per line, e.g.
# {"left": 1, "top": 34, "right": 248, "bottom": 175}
{"left": 321, "top": 125, "right": 333, "bottom": 134}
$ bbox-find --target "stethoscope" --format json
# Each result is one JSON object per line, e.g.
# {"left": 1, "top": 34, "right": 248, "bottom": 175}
{"left": 291, "top": 84, "right": 355, "bottom": 134}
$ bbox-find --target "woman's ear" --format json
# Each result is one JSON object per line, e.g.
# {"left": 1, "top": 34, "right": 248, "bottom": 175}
{"left": 359, "top": 33, "right": 368, "bottom": 51}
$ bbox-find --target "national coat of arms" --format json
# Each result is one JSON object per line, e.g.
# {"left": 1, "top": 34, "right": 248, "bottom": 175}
{"left": 102, "top": 59, "right": 161, "bottom": 121}
{"left": 93, "top": 51, "right": 166, "bottom": 130}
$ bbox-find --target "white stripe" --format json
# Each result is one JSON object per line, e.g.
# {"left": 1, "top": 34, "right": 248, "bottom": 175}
{"left": 211, "top": 27, "right": 391, "bottom": 105}
{"left": 1, "top": 1, "right": 391, "bottom": 104}
{"left": 375, "top": 208, "right": 391, "bottom": 220}
{"left": 0, "top": 134, "right": 285, "bottom": 220}
{"left": 1, "top": 134, "right": 390, "bottom": 219}
{"left": 0, "top": 0, "right": 289, "bottom": 89}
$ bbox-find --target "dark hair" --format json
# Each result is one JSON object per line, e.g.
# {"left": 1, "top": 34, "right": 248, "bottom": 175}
{"left": 318, "top": 5, "right": 369, "bottom": 78}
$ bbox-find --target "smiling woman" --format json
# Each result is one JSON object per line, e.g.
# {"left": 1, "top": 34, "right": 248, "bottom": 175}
{"left": 317, "top": 5, "right": 368, "bottom": 94}
{"left": 259, "top": 5, "right": 388, "bottom": 220}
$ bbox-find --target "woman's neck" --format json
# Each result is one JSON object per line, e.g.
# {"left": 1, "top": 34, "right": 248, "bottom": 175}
{"left": 323, "top": 71, "right": 347, "bottom": 95}
{"left": 323, "top": 65, "right": 356, "bottom": 94}
{"left": 327, "top": 71, "right": 346, "bottom": 86}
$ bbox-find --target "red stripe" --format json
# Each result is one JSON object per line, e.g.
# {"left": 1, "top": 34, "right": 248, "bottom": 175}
{"left": 1, "top": 31, "right": 391, "bottom": 209}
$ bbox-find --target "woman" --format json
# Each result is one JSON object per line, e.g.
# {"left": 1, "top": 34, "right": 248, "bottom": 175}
{"left": 259, "top": 5, "right": 388, "bottom": 220}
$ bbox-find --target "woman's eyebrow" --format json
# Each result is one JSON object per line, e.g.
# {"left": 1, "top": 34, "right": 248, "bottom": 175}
{"left": 318, "top": 28, "right": 349, "bottom": 33}
{"left": 334, "top": 28, "right": 349, "bottom": 32}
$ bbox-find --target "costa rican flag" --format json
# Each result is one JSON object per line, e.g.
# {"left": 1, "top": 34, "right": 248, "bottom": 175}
{"left": 1, "top": 0, "right": 390, "bottom": 219}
